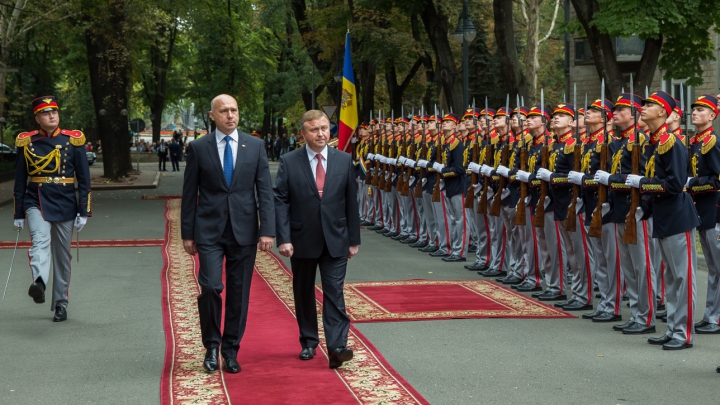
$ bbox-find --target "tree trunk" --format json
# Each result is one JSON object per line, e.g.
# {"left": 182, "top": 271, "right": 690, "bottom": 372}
{"left": 493, "top": 0, "right": 529, "bottom": 102}
{"left": 84, "top": 0, "right": 132, "bottom": 180}
{"left": 419, "top": 0, "right": 462, "bottom": 114}
{"left": 357, "top": 59, "right": 376, "bottom": 121}
{"left": 524, "top": 0, "right": 539, "bottom": 104}
{"left": 143, "top": 20, "right": 178, "bottom": 144}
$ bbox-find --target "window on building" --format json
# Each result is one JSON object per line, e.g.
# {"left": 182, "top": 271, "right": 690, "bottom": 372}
{"left": 574, "top": 38, "right": 593, "bottom": 65}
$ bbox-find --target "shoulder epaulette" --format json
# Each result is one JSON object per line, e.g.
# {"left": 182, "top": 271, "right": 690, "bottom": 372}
{"left": 449, "top": 137, "right": 460, "bottom": 151}
{"left": 564, "top": 143, "right": 575, "bottom": 154}
{"left": 701, "top": 134, "right": 716, "bottom": 155}
{"left": 16, "top": 130, "right": 38, "bottom": 148}
{"left": 658, "top": 132, "right": 675, "bottom": 155}
{"left": 61, "top": 129, "right": 86, "bottom": 146}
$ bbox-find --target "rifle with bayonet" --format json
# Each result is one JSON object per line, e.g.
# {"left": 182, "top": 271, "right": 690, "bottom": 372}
{"left": 622, "top": 76, "right": 641, "bottom": 244}
{"left": 465, "top": 99, "right": 478, "bottom": 208}
{"left": 515, "top": 95, "right": 528, "bottom": 226}
{"left": 396, "top": 107, "right": 407, "bottom": 193}
{"left": 365, "top": 111, "right": 374, "bottom": 185}
{"left": 377, "top": 111, "right": 387, "bottom": 190}
{"left": 432, "top": 106, "right": 442, "bottom": 202}
{"left": 490, "top": 94, "right": 511, "bottom": 216}
{"left": 401, "top": 107, "right": 416, "bottom": 196}
{"left": 478, "top": 98, "right": 493, "bottom": 214}
{"left": 589, "top": 79, "right": 608, "bottom": 238}
{"left": 385, "top": 111, "right": 396, "bottom": 192}
{"left": 533, "top": 89, "right": 549, "bottom": 228}
{"left": 414, "top": 106, "right": 427, "bottom": 198}
{"left": 566, "top": 84, "right": 581, "bottom": 232}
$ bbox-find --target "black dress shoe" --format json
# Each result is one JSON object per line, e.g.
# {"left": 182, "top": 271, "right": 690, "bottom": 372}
{"left": 660, "top": 314, "right": 667, "bottom": 323}
{"left": 429, "top": 250, "right": 449, "bottom": 257}
{"left": 468, "top": 245, "right": 478, "bottom": 253}
{"left": 717, "top": 366, "right": 720, "bottom": 373}
{"left": 647, "top": 334, "right": 672, "bottom": 345}
{"left": 662, "top": 339, "right": 693, "bottom": 350}
{"left": 223, "top": 357, "right": 241, "bottom": 373}
{"left": 612, "top": 320, "right": 635, "bottom": 331}
{"left": 595, "top": 293, "right": 601, "bottom": 299}
{"left": 593, "top": 286, "right": 599, "bottom": 292}
{"left": 498, "top": 275, "right": 523, "bottom": 285}
{"left": 375, "top": 228, "right": 389, "bottom": 233}
{"left": 537, "top": 292, "right": 567, "bottom": 301}
{"left": 420, "top": 245, "right": 439, "bottom": 252}
{"left": 391, "top": 233, "right": 408, "bottom": 240}
{"left": 367, "top": 225, "right": 382, "bottom": 230}
{"left": 53, "top": 306, "right": 67, "bottom": 322}
{"left": 482, "top": 270, "right": 507, "bottom": 277}
{"left": 622, "top": 324, "right": 656, "bottom": 335}
{"left": 581, "top": 309, "right": 603, "bottom": 319}
{"left": 554, "top": 298, "right": 575, "bottom": 308}
{"left": 697, "top": 323, "right": 720, "bottom": 334}
{"left": 28, "top": 282, "right": 45, "bottom": 304}
{"left": 409, "top": 241, "right": 427, "bottom": 248}
{"left": 442, "top": 255, "right": 466, "bottom": 262}
{"left": 203, "top": 348, "right": 219, "bottom": 372}
{"left": 385, "top": 232, "right": 400, "bottom": 238}
{"left": 657, "top": 311, "right": 668, "bottom": 320}
{"left": 592, "top": 313, "right": 622, "bottom": 323}
{"left": 299, "top": 347, "right": 316, "bottom": 360}
{"left": 695, "top": 320, "right": 710, "bottom": 328}
{"left": 329, "top": 347, "right": 354, "bottom": 369}
{"left": 516, "top": 284, "right": 543, "bottom": 292}
{"left": 622, "top": 296, "right": 629, "bottom": 301}
{"left": 360, "top": 220, "right": 373, "bottom": 226}
{"left": 564, "top": 301, "right": 593, "bottom": 311}
{"left": 401, "top": 238, "right": 418, "bottom": 244}
{"left": 657, "top": 303, "right": 666, "bottom": 311}
{"left": 531, "top": 290, "right": 550, "bottom": 298}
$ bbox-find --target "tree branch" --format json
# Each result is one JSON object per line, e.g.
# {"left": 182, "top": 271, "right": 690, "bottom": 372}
{"left": 538, "top": 0, "right": 560, "bottom": 44}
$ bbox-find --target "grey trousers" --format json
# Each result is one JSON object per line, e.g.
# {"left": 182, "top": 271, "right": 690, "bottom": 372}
{"left": 649, "top": 236, "right": 665, "bottom": 306}
{"left": 445, "top": 193, "right": 469, "bottom": 258}
{"left": 501, "top": 205, "right": 524, "bottom": 278}
{"left": 26, "top": 207, "right": 73, "bottom": 310}
{"left": 470, "top": 199, "right": 491, "bottom": 268}
{"left": 410, "top": 195, "right": 425, "bottom": 241}
{"left": 658, "top": 230, "right": 697, "bottom": 344}
{"left": 356, "top": 179, "right": 367, "bottom": 221}
{"left": 521, "top": 205, "right": 543, "bottom": 288}
{"left": 699, "top": 228, "right": 720, "bottom": 324}
{"left": 389, "top": 188, "right": 400, "bottom": 233}
{"left": 432, "top": 191, "right": 451, "bottom": 254}
{"left": 535, "top": 211, "right": 566, "bottom": 294}
{"left": 397, "top": 190, "right": 408, "bottom": 235}
{"left": 422, "top": 192, "right": 438, "bottom": 248}
{"left": 591, "top": 222, "right": 622, "bottom": 315}
{"left": 616, "top": 220, "right": 656, "bottom": 326}
{"left": 560, "top": 214, "right": 595, "bottom": 305}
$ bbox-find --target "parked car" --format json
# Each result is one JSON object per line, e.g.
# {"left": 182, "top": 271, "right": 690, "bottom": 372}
{"left": 0, "top": 143, "right": 17, "bottom": 161}
{"left": 86, "top": 151, "right": 97, "bottom": 165}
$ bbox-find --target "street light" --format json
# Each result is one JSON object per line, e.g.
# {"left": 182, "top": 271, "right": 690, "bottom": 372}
{"left": 453, "top": 0, "right": 476, "bottom": 109}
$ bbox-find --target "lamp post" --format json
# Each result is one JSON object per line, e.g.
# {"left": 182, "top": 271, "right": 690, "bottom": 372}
{"left": 453, "top": 0, "right": 476, "bottom": 109}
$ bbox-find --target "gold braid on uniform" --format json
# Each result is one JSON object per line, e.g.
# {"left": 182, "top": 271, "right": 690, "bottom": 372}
{"left": 645, "top": 155, "right": 655, "bottom": 178}
{"left": 611, "top": 148, "right": 623, "bottom": 174}
{"left": 24, "top": 146, "right": 61, "bottom": 175}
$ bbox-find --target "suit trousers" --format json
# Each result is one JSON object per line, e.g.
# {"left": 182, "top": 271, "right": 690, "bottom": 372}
{"left": 559, "top": 214, "right": 595, "bottom": 305}
{"left": 616, "top": 220, "right": 656, "bottom": 326}
{"left": 170, "top": 155, "right": 180, "bottom": 171}
{"left": 659, "top": 230, "right": 697, "bottom": 344}
{"left": 698, "top": 227, "right": 720, "bottom": 324}
{"left": 26, "top": 207, "right": 73, "bottom": 310}
{"left": 291, "top": 244, "right": 350, "bottom": 352}
{"left": 196, "top": 220, "right": 256, "bottom": 359}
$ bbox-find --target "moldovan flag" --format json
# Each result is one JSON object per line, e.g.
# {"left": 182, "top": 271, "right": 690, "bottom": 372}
{"left": 338, "top": 31, "right": 357, "bottom": 153}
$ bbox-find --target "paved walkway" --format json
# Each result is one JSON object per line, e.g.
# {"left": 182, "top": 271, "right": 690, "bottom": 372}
{"left": 0, "top": 162, "right": 717, "bottom": 405}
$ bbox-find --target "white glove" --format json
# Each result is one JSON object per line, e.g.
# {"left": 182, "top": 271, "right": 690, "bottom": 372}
{"left": 367, "top": 153, "right": 375, "bottom": 160}
{"left": 389, "top": 158, "right": 397, "bottom": 166}
{"left": 601, "top": 202, "right": 610, "bottom": 216}
{"left": 524, "top": 196, "right": 531, "bottom": 205}
{"left": 398, "top": 156, "right": 407, "bottom": 164}
{"left": 537, "top": 168, "right": 552, "bottom": 182}
{"left": 391, "top": 173, "right": 397, "bottom": 182}
{"left": 422, "top": 178, "right": 427, "bottom": 187}
{"left": 405, "top": 159, "right": 416, "bottom": 168}
{"left": 472, "top": 183, "right": 482, "bottom": 190}
{"left": 486, "top": 187, "right": 495, "bottom": 200}
{"left": 13, "top": 219, "right": 24, "bottom": 230}
{"left": 594, "top": 170, "right": 610, "bottom": 185}
{"left": 686, "top": 177, "right": 693, "bottom": 187}
{"left": 516, "top": 170, "right": 530, "bottom": 183}
{"left": 432, "top": 162, "right": 445, "bottom": 172}
{"left": 480, "top": 164, "right": 494, "bottom": 177}
{"left": 635, "top": 207, "right": 644, "bottom": 222}
{"left": 374, "top": 154, "right": 383, "bottom": 161}
{"left": 417, "top": 159, "right": 429, "bottom": 168}
{"left": 497, "top": 165, "right": 510, "bottom": 178}
{"left": 501, "top": 189, "right": 511, "bottom": 199}
{"left": 568, "top": 171, "right": 584, "bottom": 185}
{"left": 625, "top": 174, "right": 643, "bottom": 189}
{"left": 385, "top": 171, "right": 391, "bottom": 180}
{"left": 468, "top": 162, "right": 481, "bottom": 174}
{"left": 75, "top": 216, "right": 87, "bottom": 232}
{"left": 575, "top": 197, "right": 584, "bottom": 214}
{"left": 543, "top": 196, "right": 551, "bottom": 209}
{"left": 439, "top": 179, "right": 445, "bottom": 190}
{"left": 408, "top": 177, "right": 416, "bottom": 187}
{"left": 715, "top": 223, "right": 720, "bottom": 233}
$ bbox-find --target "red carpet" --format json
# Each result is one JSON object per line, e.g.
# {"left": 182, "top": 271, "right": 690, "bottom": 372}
{"left": 160, "top": 199, "right": 428, "bottom": 404}
{"left": 317, "top": 280, "right": 575, "bottom": 322}
{"left": 0, "top": 238, "right": 163, "bottom": 249}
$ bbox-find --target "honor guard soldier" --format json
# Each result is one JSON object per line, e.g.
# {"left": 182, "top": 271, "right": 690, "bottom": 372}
{"left": 626, "top": 91, "right": 700, "bottom": 350}
{"left": 355, "top": 122, "right": 371, "bottom": 225}
{"left": 685, "top": 95, "right": 720, "bottom": 334}
{"left": 13, "top": 96, "right": 92, "bottom": 322}
{"left": 463, "top": 107, "right": 492, "bottom": 271}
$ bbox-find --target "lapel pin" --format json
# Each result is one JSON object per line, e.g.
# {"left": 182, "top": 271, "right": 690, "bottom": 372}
{"left": 242, "top": 144, "right": 246, "bottom": 147}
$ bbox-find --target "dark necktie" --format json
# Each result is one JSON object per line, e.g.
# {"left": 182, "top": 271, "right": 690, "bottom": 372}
{"left": 315, "top": 154, "right": 325, "bottom": 198}
{"left": 224, "top": 136, "right": 234, "bottom": 186}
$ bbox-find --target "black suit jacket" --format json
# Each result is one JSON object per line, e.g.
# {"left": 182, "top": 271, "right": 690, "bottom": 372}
{"left": 181, "top": 130, "right": 275, "bottom": 245}
{"left": 274, "top": 145, "right": 361, "bottom": 259}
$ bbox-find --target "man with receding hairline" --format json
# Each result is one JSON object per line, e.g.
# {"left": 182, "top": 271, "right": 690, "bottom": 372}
{"left": 181, "top": 94, "right": 275, "bottom": 373}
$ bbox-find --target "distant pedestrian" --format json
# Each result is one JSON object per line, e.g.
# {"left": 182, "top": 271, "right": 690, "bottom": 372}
{"left": 265, "top": 134, "right": 273, "bottom": 161}
{"left": 157, "top": 139, "right": 168, "bottom": 171}
{"left": 169, "top": 138, "right": 181, "bottom": 171}
{"left": 273, "top": 133, "right": 282, "bottom": 161}
{"left": 289, "top": 132, "right": 296, "bottom": 151}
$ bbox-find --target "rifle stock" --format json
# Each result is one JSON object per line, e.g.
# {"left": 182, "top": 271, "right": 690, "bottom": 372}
{"left": 465, "top": 134, "right": 479, "bottom": 208}
{"left": 385, "top": 138, "right": 396, "bottom": 192}
{"left": 489, "top": 143, "right": 509, "bottom": 216}
{"left": 415, "top": 134, "right": 427, "bottom": 198}
{"left": 532, "top": 143, "right": 549, "bottom": 227}
{"left": 566, "top": 142, "right": 581, "bottom": 232}
{"left": 622, "top": 144, "right": 640, "bottom": 244}
{"left": 395, "top": 134, "right": 406, "bottom": 193}
{"left": 364, "top": 135, "right": 373, "bottom": 185}
{"left": 431, "top": 135, "right": 442, "bottom": 202}
{"left": 588, "top": 144, "right": 607, "bottom": 237}
{"left": 401, "top": 139, "right": 415, "bottom": 196}
{"left": 515, "top": 141, "right": 528, "bottom": 225}
{"left": 477, "top": 136, "right": 493, "bottom": 214}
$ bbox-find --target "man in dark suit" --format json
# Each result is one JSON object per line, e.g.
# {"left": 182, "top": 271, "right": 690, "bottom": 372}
{"left": 274, "top": 110, "right": 361, "bottom": 369}
{"left": 168, "top": 138, "right": 181, "bottom": 171}
{"left": 181, "top": 94, "right": 275, "bottom": 373}
{"left": 157, "top": 139, "right": 169, "bottom": 171}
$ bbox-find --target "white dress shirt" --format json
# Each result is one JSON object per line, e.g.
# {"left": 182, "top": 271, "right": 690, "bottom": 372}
{"left": 216, "top": 129, "right": 239, "bottom": 169}
{"left": 306, "top": 145, "right": 328, "bottom": 180}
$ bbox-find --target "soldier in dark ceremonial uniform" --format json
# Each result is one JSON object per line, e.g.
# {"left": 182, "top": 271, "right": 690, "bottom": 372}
{"left": 13, "top": 96, "right": 92, "bottom": 322}
{"left": 626, "top": 91, "right": 700, "bottom": 350}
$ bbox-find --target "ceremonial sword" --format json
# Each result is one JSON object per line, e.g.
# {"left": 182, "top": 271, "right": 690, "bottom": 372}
{"left": 2, "top": 227, "right": 21, "bottom": 300}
